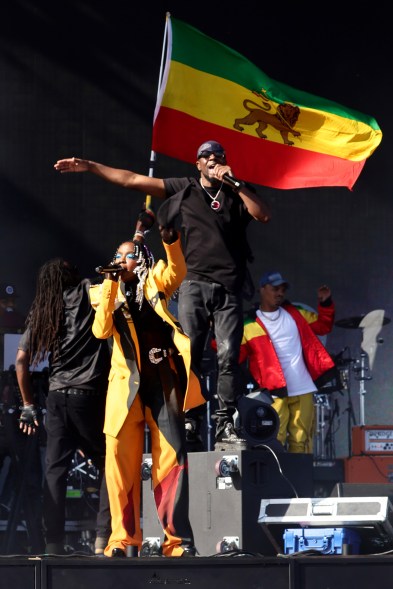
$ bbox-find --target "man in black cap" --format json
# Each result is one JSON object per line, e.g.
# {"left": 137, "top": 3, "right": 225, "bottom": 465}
{"left": 54, "top": 141, "right": 271, "bottom": 449}
{"left": 240, "top": 271, "right": 337, "bottom": 453}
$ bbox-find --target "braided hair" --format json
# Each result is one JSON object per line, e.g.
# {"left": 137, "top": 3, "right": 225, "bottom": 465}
{"left": 131, "top": 240, "right": 154, "bottom": 309}
{"left": 26, "top": 258, "right": 80, "bottom": 367}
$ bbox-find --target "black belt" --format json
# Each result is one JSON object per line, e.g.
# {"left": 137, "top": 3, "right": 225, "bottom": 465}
{"left": 50, "top": 388, "right": 101, "bottom": 397}
{"left": 148, "top": 347, "right": 174, "bottom": 364}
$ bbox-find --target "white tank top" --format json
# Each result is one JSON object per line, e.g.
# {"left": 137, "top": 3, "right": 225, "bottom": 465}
{"left": 257, "top": 307, "right": 317, "bottom": 396}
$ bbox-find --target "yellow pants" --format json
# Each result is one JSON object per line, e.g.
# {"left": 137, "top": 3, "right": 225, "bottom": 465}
{"left": 104, "top": 375, "right": 193, "bottom": 557}
{"left": 272, "top": 392, "right": 315, "bottom": 453}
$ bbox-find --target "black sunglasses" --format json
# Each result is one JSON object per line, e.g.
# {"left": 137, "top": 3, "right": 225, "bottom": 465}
{"left": 198, "top": 150, "right": 226, "bottom": 159}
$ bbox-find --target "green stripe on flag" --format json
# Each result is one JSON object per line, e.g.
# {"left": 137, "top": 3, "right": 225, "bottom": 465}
{"left": 171, "top": 17, "right": 381, "bottom": 129}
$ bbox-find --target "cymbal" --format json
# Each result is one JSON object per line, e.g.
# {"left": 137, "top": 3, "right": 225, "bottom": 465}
{"left": 335, "top": 315, "right": 391, "bottom": 329}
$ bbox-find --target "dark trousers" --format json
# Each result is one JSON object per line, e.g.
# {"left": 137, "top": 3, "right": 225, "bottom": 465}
{"left": 178, "top": 280, "right": 244, "bottom": 437}
{"left": 43, "top": 389, "right": 110, "bottom": 545}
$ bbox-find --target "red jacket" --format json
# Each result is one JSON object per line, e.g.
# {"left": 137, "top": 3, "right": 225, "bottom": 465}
{"left": 239, "top": 301, "right": 337, "bottom": 398}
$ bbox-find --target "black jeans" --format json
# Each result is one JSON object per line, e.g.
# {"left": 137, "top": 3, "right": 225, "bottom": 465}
{"left": 43, "top": 388, "right": 110, "bottom": 545}
{"left": 178, "top": 280, "right": 244, "bottom": 436}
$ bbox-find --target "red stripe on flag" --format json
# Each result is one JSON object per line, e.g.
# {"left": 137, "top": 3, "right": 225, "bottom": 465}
{"left": 152, "top": 108, "right": 365, "bottom": 190}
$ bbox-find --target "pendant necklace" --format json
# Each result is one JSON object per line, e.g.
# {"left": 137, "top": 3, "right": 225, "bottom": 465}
{"left": 200, "top": 179, "right": 223, "bottom": 211}
{"left": 259, "top": 307, "right": 281, "bottom": 321}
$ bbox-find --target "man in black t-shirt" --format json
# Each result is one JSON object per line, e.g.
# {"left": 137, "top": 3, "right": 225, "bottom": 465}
{"left": 54, "top": 140, "right": 271, "bottom": 449}
{"left": 15, "top": 258, "right": 111, "bottom": 555}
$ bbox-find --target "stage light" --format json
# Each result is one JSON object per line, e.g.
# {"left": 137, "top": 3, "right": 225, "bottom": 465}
{"left": 141, "top": 458, "right": 152, "bottom": 480}
{"left": 216, "top": 536, "right": 239, "bottom": 553}
{"left": 215, "top": 455, "right": 239, "bottom": 477}
{"left": 140, "top": 537, "right": 161, "bottom": 557}
{"left": 237, "top": 390, "right": 281, "bottom": 448}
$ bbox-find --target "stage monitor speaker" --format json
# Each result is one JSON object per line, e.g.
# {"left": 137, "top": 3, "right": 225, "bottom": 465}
{"left": 0, "top": 558, "right": 39, "bottom": 589}
{"left": 258, "top": 496, "right": 393, "bottom": 555}
{"left": 142, "top": 450, "right": 314, "bottom": 556}
{"left": 292, "top": 556, "right": 393, "bottom": 589}
{"left": 313, "top": 459, "right": 345, "bottom": 498}
{"left": 41, "top": 556, "right": 289, "bottom": 589}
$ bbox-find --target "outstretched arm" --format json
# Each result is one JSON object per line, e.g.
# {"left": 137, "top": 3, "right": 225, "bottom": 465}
{"left": 54, "top": 157, "right": 167, "bottom": 199}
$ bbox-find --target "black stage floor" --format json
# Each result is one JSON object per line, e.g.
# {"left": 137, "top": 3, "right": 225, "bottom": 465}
{"left": 3, "top": 553, "right": 393, "bottom": 589}
{"left": 3, "top": 450, "right": 393, "bottom": 588}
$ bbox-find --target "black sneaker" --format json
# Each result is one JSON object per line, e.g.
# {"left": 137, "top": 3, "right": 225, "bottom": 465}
{"left": 215, "top": 423, "right": 247, "bottom": 450}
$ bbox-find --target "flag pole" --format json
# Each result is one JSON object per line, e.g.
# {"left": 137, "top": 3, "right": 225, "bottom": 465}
{"left": 145, "top": 12, "right": 171, "bottom": 210}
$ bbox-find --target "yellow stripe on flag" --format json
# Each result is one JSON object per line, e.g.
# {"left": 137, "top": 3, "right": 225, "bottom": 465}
{"left": 162, "top": 61, "right": 380, "bottom": 161}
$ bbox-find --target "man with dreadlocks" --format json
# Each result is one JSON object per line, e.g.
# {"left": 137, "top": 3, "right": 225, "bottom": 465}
{"left": 15, "top": 258, "right": 111, "bottom": 555}
{"left": 91, "top": 208, "right": 205, "bottom": 558}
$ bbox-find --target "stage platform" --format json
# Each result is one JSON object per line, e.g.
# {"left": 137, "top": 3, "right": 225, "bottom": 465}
{"left": 2, "top": 449, "right": 393, "bottom": 588}
{"left": 3, "top": 553, "right": 393, "bottom": 589}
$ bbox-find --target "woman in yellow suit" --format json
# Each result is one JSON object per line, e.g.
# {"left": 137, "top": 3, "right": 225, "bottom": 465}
{"left": 91, "top": 209, "right": 205, "bottom": 558}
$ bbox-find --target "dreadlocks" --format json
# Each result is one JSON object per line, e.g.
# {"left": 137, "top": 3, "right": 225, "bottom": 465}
{"left": 26, "top": 258, "right": 80, "bottom": 367}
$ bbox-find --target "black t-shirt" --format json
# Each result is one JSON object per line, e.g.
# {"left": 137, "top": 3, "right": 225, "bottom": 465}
{"left": 163, "top": 177, "right": 253, "bottom": 293}
{"left": 18, "top": 280, "right": 110, "bottom": 392}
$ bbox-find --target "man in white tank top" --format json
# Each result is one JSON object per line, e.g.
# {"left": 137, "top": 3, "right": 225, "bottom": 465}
{"left": 240, "top": 271, "right": 336, "bottom": 453}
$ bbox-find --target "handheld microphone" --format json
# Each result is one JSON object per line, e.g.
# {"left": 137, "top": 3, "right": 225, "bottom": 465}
{"left": 95, "top": 264, "right": 122, "bottom": 275}
{"left": 223, "top": 173, "right": 245, "bottom": 190}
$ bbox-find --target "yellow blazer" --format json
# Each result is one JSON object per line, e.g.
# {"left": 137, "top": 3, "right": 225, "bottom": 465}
{"left": 90, "top": 239, "right": 205, "bottom": 438}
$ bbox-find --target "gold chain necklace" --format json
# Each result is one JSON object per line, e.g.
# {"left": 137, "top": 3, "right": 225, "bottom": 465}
{"left": 200, "top": 179, "right": 223, "bottom": 211}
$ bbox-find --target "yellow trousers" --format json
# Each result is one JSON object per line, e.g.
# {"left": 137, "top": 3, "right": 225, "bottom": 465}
{"left": 104, "top": 379, "right": 193, "bottom": 557}
{"left": 272, "top": 392, "right": 315, "bottom": 453}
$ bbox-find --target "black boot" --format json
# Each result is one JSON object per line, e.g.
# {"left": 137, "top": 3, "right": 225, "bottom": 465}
{"left": 112, "top": 547, "right": 126, "bottom": 558}
{"left": 214, "top": 417, "right": 247, "bottom": 451}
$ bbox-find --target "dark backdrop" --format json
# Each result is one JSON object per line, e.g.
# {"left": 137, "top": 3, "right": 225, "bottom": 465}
{"left": 0, "top": 1, "right": 390, "bottom": 456}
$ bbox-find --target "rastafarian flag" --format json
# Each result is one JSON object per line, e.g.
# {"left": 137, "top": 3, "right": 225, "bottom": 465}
{"left": 152, "top": 15, "right": 382, "bottom": 190}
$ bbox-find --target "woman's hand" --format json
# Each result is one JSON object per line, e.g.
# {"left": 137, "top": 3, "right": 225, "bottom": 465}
{"left": 159, "top": 225, "right": 178, "bottom": 244}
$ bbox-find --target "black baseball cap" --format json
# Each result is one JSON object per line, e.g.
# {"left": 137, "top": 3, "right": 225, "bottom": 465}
{"left": 197, "top": 140, "right": 225, "bottom": 159}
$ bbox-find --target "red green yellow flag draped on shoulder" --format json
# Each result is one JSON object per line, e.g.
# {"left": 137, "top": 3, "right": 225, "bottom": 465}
{"left": 152, "top": 14, "right": 382, "bottom": 190}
